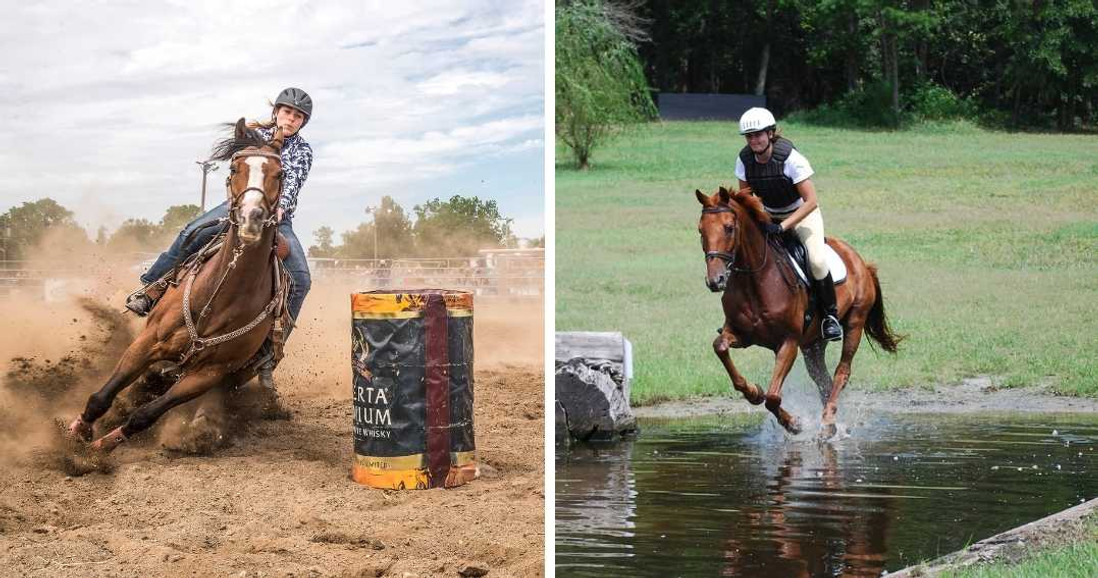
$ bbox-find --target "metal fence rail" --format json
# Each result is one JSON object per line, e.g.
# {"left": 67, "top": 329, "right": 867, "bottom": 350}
{"left": 307, "top": 250, "right": 544, "bottom": 296}
{"left": 0, "top": 250, "right": 545, "bottom": 298}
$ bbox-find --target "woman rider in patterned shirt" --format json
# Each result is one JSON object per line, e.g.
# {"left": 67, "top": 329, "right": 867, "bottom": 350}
{"left": 126, "top": 87, "right": 315, "bottom": 386}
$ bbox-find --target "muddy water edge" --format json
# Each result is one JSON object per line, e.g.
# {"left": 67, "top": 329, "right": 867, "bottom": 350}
{"left": 556, "top": 412, "right": 1098, "bottom": 577}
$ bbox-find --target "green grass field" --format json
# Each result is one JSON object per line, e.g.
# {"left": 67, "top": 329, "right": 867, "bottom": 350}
{"left": 939, "top": 542, "right": 1098, "bottom": 578}
{"left": 556, "top": 121, "right": 1098, "bottom": 404}
{"left": 938, "top": 518, "right": 1098, "bottom": 578}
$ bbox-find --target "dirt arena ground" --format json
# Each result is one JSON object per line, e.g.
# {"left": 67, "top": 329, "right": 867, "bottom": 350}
{"left": 0, "top": 271, "right": 545, "bottom": 577}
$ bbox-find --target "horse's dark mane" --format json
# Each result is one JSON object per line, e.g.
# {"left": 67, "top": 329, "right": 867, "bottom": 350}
{"left": 729, "top": 189, "right": 773, "bottom": 225}
{"left": 711, "top": 187, "right": 773, "bottom": 227}
{"left": 210, "top": 123, "right": 268, "bottom": 161}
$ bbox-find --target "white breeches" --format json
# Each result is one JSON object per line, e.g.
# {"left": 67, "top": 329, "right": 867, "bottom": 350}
{"left": 779, "top": 208, "right": 830, "bottom": 280}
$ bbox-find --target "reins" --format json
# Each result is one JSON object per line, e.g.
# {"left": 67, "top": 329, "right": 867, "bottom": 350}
{"left": 177, "top": 149, "right": 285, "bottom": 366}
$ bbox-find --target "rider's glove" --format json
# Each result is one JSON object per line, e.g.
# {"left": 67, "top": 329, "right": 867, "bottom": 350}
{"left": 764, "top": 222, "right": 784, "bottom": 235}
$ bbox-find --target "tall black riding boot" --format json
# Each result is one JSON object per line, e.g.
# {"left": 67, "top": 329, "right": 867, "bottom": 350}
{"left": 816, "top": 273, "right": 843, "bottom": 342}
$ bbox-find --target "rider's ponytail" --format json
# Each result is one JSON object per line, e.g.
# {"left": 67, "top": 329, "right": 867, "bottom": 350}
{"left": 246, "top": 100, "right": 278, "bottom": 130}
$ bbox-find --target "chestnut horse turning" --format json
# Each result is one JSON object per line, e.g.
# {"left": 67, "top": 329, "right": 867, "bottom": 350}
{"left": 67, "top": 119, "right": 289, "bottom": 454}
{"left": 696, "top": 187, "right": 902, "bottom": 437}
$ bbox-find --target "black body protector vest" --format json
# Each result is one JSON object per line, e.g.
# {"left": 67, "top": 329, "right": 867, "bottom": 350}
{"left": 739, "top": 138, "right": 802, "bottom": 215}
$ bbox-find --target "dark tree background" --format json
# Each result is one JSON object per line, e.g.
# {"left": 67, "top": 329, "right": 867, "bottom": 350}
{"left": 632, "top": 0, "right": 1098, "bottom": 129}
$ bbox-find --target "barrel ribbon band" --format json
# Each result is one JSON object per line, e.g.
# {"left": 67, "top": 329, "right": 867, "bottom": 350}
{"left": 424, "top": 293, "right": 451, "bottom": 488}
{"left": 354, "top": 453, "right": 425, "bottom": 471}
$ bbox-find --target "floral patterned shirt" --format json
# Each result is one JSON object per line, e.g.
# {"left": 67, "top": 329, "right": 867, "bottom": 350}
{"left": 258, "top": 127, "right": 313, "bottom": 221}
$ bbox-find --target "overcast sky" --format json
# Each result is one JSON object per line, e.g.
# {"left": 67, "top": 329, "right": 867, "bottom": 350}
{"left": 0, "top": 0, "right": 545, "bottom": 247}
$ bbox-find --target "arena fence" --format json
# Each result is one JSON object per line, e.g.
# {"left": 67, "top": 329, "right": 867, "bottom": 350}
{"left": 0, "top": 248, "right": 544, "bottom": 300}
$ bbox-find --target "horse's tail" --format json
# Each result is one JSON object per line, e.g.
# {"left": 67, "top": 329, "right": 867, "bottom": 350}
{"left": 864, "top": 264, "right": 904, "bottom": 353}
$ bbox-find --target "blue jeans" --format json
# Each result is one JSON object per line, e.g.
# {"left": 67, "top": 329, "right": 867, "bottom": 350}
{"left": 141, "top": 201, "right": 311, "bottom": 323}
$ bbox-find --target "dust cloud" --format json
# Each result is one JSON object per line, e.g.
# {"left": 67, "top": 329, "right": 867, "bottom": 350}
{"left": 0, "top": 234, "right": 546, "bottom": 576}
{"left": 0, "top": 239, "right": 544, "bottom": 469}
{"left": 0, "top": 295, "right": 135, "bottom": 467}
{"left": 277, "top": 277, "right": 544, "bottom": 400}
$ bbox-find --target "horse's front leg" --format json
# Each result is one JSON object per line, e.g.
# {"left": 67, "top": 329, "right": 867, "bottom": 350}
{"left": 713, "top": 327, "right": 764, "bottom": 405}
{"left": 765, "top": 338, "right": 802, "bottom": 434}
{"left": 68, "top": 330, "right": 161, "bottom": 442}
{"left": 91, "top": 367, "right": 223, "bottom": 453}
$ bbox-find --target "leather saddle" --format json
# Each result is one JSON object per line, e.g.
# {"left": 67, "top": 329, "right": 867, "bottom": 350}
{"left": 772, "top": 231, "right": 848, "bottom": 289}
{"left": 770, "top": 231, "right": 848, "bottom": 331}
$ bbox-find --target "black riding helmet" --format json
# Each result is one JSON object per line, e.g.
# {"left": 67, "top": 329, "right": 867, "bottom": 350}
{"left": 274, "top": 87, "right": 312, "bottom": 127}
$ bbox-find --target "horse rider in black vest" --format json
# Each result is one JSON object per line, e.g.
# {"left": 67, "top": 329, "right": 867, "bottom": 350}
{"left": 734, "top": 107, "right": 843, "bottom": 342}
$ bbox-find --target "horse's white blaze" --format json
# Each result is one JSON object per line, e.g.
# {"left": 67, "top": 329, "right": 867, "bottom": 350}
{"left": 243, "top": 157, "right": 267, "bottom": 208}
{"left": 237, "top": 156, "right": 271, "bottom": 241}
{"left": 242, "top": 190, "right": 265, "bottom": 207}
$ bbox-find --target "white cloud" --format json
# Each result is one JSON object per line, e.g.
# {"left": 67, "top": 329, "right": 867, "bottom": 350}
{"left": 418, "top": 70, "right": 512, "bottom": 96}
{"left": 0, "top": 0, "right": 545, "bottom": 243}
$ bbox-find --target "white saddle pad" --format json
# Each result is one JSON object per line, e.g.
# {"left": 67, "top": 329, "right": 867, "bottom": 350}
{"left": 789, "top": 245, "right": 847, "bottom": 285}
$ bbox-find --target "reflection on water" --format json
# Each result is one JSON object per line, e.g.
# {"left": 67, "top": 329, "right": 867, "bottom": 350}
{"left": 556, "top": 413, "right": 1098, "bottom": 577}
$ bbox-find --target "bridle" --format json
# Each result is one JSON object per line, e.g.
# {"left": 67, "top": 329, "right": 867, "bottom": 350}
{"left": 177, "top": 148, "right": 287, "bottom": 367}
{"left": 225, "top": 150, "right": 281, "bottom": 229}
{"left": 701, "top": 205, "right": 769, "bottom": 275}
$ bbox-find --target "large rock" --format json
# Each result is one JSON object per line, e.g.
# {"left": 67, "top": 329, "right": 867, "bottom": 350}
{"left": 554, "top": 400, "right": 570, "bottom": 447}
{"left": 555, "top": 358, "right": 636, "bottom": 442}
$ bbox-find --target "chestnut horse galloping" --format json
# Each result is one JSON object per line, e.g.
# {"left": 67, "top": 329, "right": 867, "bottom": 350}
{"left": 67, "top": 119, "right": 289, "bottom": 454}
{"left": 696, "top": 187, "right": 902, "bottom": 437}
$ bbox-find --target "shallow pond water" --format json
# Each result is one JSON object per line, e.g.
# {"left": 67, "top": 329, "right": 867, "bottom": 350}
{"left": 556, "top": 413, "right": 1098, "bottom": 577}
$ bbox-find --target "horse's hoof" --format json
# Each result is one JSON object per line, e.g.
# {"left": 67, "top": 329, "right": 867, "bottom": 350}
{"left": 89, "top": 427, "right": 127, "bottom": 454}
{"left": 66, "top": 416, "right": 93, "bottom": 443}
{"left": 764, "top": 394, "right": 783, "bottom": 411}
{"left": 746, "top": 387, "right": 766, "bottom": 405}
{"left": 784, "top": 417, "right": 803, "bottom": 435}
{"left": 817, "top": 423, "right": 838, "bottom": 442}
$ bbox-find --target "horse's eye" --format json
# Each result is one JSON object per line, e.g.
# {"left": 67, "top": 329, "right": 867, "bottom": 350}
{"left": 723, "top": 224, "right": 735, "bottom": 233}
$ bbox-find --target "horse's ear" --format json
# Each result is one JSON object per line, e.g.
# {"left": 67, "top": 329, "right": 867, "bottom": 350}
{"left": 718, "top": 185, "right": 728, "bottom": 195}
{"left": 718, "top": 187, "right": 731, "bottom": 205}
{"left": 695, "top": 189, "right": 710, "bottom": 206}
{"left": 234, "top": 118, "right": 247, "bottom": 139}
{"left": 268, "top": 125, "right": 285, "bottom": 152}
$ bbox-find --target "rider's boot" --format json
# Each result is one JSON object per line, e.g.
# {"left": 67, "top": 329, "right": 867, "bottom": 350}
{"left": 124, "top": 293, "right": 153, "bottom": 316}
{"left": 816, "top": 273, "right": 844, "bottom": 342}
{"left": 125, "top": 281, "right": 168, "bottom": 317}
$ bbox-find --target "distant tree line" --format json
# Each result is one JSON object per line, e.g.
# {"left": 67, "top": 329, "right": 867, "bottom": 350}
{"left": 0, "top": 199, "right": 201, "bottom": 260}
{"left": 308, "top": 194, "right": 519, "bottom": 260}
{"left": 555, "top": 0, "right": 1098, "bottom": 169}
{"left": 101, "top": 204, "right": 203, "bottom": 252}
{"left": 0, "top": 195, "right": 519, "bottom": 261}
{"left": 633, "top": 0, "right": 1098, "bottom": 129}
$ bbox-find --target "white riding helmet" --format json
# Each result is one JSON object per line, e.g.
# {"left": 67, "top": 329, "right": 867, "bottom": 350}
{"left": 739, "top": 107, "right": 777, "bottom": 135}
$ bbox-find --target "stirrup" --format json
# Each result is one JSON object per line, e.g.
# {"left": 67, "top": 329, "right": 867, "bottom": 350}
{"left": 822, "top": 315, "right": 843, "bottom": 342}
{"left": 125, "top": 293, "right": 153, "bottom": 317}
{"left": 257, "top": 360, "right": 276, "bottom": 390}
